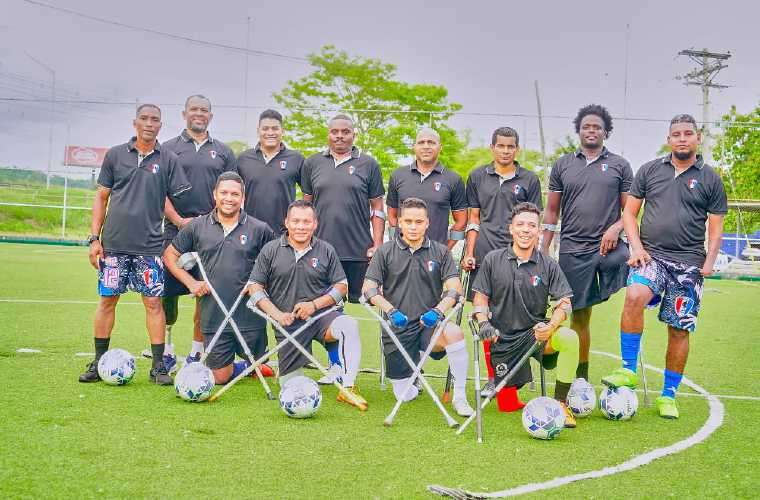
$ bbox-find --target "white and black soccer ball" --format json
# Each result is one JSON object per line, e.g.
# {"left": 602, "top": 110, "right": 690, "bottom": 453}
{"left": 174, "top": 362, "right": 215, "bottom": 402}
{"left": 566, "top": 378, "right": 596, "bottom": 417}
{"left": 97, "top": 348, "right": 136, "bottom": 385}
{"left": 521, "top": 396, "right": 566, "bottom": 440}
{"left": 279, "top": 376, "right": 322, "bottom": 419}
{"left": 599, "top": 386, "right": 639, "bottom": 420}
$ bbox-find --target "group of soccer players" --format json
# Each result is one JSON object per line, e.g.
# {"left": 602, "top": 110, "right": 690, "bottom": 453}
{"left": 78, "top": 95, "right": 727, "bottom": 425}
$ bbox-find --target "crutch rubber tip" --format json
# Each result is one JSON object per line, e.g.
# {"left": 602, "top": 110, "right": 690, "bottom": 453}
{"left": 266, "top": 394, "right": 276, "bottom": 400}
{"left": 382, "top": 419, "right": 394, "bottom": 427}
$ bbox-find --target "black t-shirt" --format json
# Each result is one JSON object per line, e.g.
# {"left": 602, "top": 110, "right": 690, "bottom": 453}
{"left": 631, "top": 155, "right": 728, "bottom": 267}
{"left": 98, "top": 138, "right": 190, "bottom": 256}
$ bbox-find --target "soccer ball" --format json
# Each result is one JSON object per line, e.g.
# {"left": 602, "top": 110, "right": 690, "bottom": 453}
{"left": 566, "top": 378, "right": 596, "bottom": 417}
{"left": 174, "top": 363, "right": 215, "bottom": 402}
{"left": 599, "top": 386, "right": 639, "bottom": 420}
{"left": 521, "top": 396, "right": 566, "bottom": 440}
{"left": 279, "top": 376, "right": 322, "bottom": 419}
{"left": 97, "top": 348, "right": 136, "bottom": 385}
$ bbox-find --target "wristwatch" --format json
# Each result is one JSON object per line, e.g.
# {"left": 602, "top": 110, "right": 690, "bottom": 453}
{"left": 87, "top": 234, "right": 100, "bottom": 245}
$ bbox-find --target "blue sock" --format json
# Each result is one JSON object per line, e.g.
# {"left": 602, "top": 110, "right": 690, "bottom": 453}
{"left": 327, "top": 343, "right": 342, "bottom": 367}
{"left": 661, "top": 369, "right": 683, "bottom": 399}
{"left": 232, "top": 360, "right": 249, "bottom": 379}
{"left": 620, "top": 331, "right": 642, "bottom": 373}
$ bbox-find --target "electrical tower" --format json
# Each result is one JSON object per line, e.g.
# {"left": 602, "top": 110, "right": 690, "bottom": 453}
{"left": 676, "top": 48, "right": 731, "bottom": 164}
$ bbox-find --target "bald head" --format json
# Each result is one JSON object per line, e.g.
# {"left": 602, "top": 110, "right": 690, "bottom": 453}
{"left": 413, "top": 127, "right": 442, "bottom": 166}
{"left": 415, "top": 127, "right": 441, "bottom": 143}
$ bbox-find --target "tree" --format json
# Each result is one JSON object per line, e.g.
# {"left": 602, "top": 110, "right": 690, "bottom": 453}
{"left": 226, "top": 140, "right": 249, "bottom": 157}
{"left": 713, "top": 104, "right": 760, "bottom": 233}
{"left": 273, "top": 46, "right": 465, "bottom": 177}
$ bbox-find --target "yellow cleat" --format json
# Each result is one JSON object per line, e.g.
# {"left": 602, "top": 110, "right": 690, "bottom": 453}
{"left": 337, "top": 386, "right": 368, "bottom": 411}
{"left": 560, "top": 402, "right": 577, "bottom": 428}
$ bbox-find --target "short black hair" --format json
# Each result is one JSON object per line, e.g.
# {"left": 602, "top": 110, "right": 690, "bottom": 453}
{"left": 511, "top": 201, "right": 541, "bottom": 219}
{"left": 573, "top": 104, "right": 613, "bottom": 135}
{"left": 215, "top": 171, "right": 245, "bottom": 195}
{"left": 328, "top": 114, "right": 354, "bottom": 128}
{"left": 136, "top": 103, "right": 161, "bottom": 117}
{"left": 287, "top": 199, "right": 317, "bottom": 219}
{"left": 491, "top": 127, "right": 520, "bottom": 146}
{"left": 669, "top": 113, "right": 699, "bottom": 132}
{"left": 259, "top": 109, "right": 282, "bottom": 124}
{"left": 399, "top": 197, "right": 428, "bottom": 216}
{"left": 185, "top": 94, "right": 211, "bottom": 110}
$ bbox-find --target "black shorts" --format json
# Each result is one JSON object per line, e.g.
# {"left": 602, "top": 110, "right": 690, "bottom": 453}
{"left": 489, "top": 333, "right": 558, "bottom": 388}
{"left": 276, "top": 310, "right": 342, "bottom": 376}
{"left": 383, "top": 322, "right": 446, "bottom": 380}
{"left": 202, "top": 328, "right": 267, "bottom": 370}
{"left": 340, "top": 260, "right": 369, "bottom": 303}
{"left": 558, "top": 242, "right": 629, "bottom": 311}
{"left": 161, "top": 240, "right": 199, "bottom": 297}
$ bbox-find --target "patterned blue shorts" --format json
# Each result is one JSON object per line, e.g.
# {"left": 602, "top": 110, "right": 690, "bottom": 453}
{"left": 627, "top": 257, "right": 703, "bottom": 332}
{"left": 98, "top": 253, "right": 164, "bottom": 297}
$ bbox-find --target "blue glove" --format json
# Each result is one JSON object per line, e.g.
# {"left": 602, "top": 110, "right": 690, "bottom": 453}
{"left": 388, "top": 308, "right": 408, "bottom": 329}
{"left": 420, "top": 308, "right": 445, "bottom": 328}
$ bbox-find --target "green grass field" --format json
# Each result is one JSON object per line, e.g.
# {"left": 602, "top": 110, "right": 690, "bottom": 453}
{"left": 0, "top": 243, "right": 758, "bottom": 499}
{"left": 0, "top": 184, "right": 93, "bottom": 239}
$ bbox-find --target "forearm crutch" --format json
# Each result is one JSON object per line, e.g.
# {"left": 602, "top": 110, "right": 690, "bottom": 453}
{"left": 360, "top": 297, "right": 460, "bottom": 428}
{"left": 442, "top": 270, "right": 470, "bottom": 403}
{"left": 467, "top": 318, "right": 484, "bottom": 443}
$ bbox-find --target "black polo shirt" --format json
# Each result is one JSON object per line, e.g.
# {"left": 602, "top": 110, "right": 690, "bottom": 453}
{"left": 366, "top": 236, "right": 459, "bottom": 322}
{"left": 249, "top": 235, "right": 346, "bottom": 312}
{"left": 548, "top": 147, "right": 633, "bottom": 254}
{"left": 171, "top": 211, "right": 275, "bottom": 334}
{"left": 301, "top": 147, "right": 385, "bottom": 261}
{"left": 97, "top": 138, "right": 190, "bottom": 256}
{"left": 237, "top": 143, "right": 304, "bottom": 233}
{"left": 162, "top": 131, "right": 238, "bottom": 241}
{"left": 386, "top": 162, "right": 467, "bottom": 244}
{"left": 472, "top": 247, "right": 573, "bottom": 341}
{"left": 465, "top": 163, "right": 543, "bottom": 262}
{"left": 631, "top": 154, "right": 727, "bottom": 268}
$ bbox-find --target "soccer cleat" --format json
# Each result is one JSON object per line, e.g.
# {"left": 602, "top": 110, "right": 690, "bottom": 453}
{"left": 149, "top": 363, "right": 173, "bottom": 385}
{"left": 317, "top": 363, "right": 344, "bottom": 385}
{"left": 413, "top": 376, "right": 423, "bottom": 397}
{"left": 656, "top": 396, "right": 680, "bottom": 419}
{"left": 481, "top": 381, "right": 496, "bottom": 399}
{"left": 141, "top": 348, "right": 153, "bottom": 359}
{"left": 601, "top": 367, "right": 639, "bottom": 389}
{"left": 256, "top": 364, "right": 275, "bottom": 378}
{"left": 337, "top": 386, "right": 368, "bottom": 411}
{"left": 184, "top": 352, "right": 202, "bottom": 366}
{"left": 163, "top": 353, "right": 178, "bottom": 374}
{"left": 78, "top": 360, "right": 101, "bottom": 383}
{"left": 452, "top": 398, "right": 475, "bottom": 417}
{"left": 560, "top": 402, "right": 577, "bottom": 428}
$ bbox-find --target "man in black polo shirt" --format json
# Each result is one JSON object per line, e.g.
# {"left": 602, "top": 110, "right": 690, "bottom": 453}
{"left": 238, "top": 109, "right": 305, "bottom": 233}
{"left": 147, "top": 95, "right": 238, "bottom": 370}
{"left": 362, "top": 197, "right": 474, "bottom": 417}
{"left": 301, "top": 114, "right": 386, "bottom": 303}
{"left": 164, "top": 172, "right": 275, "bottom": 384}
{"left": 602, "top": 114, "right": 727, "bottom": 420}
{"left": 247, "top": 200, "right": 368, "bottom": 411}
{"left": 386, "top": 127, "right": 467, "bottom": 248}
{"left": 463, "top": 127, "right": 543, "bottom": 398}
{"left": 472, "top": 202, "right": 579, "bottom": 427}
{"left": 541, "top": 104, "right": 633, "bottom": 383}
{"left": 79, "top": 104, "right": 191, "bottom": 385}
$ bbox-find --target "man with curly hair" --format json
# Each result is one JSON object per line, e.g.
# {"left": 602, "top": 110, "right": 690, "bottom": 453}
{"left": 541, "top": 104, "right": 633, "bottom": 385}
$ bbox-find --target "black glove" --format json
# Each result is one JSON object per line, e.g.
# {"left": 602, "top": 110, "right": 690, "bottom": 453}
{"left": 477, "top": 320, "right": 500, "bottom": 341}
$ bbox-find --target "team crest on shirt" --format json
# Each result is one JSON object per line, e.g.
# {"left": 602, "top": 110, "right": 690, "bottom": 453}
{"left": 427, "top": 260, "right": 438, "bottom": 272}
{"left": 512, "top": 184, "right": 522, "bottom": 195}
{"left": 239, "top": 234, "right": 248, "bottom": 245}
{"left": 310, "top": 257, "right": 319, "bottom": 268}
{"left": 348, "top": 165, "right": 355, "bottom": 175}
{"left": 210, "top": 150, "right": 217, "bottom": 159}
{"left": 143, "top": 268, "right": 159, "bottom": 287}
{"left": 151, "top": 164, "right": 160, "bottom": 174}
{"left": 434, "top": 182, "right": 442, "bottom": 192}
{"left": 601, "top": 163, "right": 609, "bottom": 172}
{"left": 688, "top": 179, "right": 699, "bottom": 189}
{"left": 531, "top": 275, "right": 542, "bottom": 286}
{"left": 674, "top": 296, "right": 695, "bottom": 316}
{"left": 279, "top": 160, "right": 287, "bottom": 170}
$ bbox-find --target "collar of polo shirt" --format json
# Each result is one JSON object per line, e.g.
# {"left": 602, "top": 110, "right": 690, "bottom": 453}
{"left": 323, "top": 146, "right": 361, "bottom": 167}
{"left": 180, "top": 129, "right": 214, "bottom": 144}
{"left": 486, "top": 161, "right": 523, "bottom": 178}
{"left": 127, "top": 136, "right": 161, "bottom": 152}
{"left": 279, "top": 233, "right": 315, "bottom": 260}
{"left": 505, "top": 245, "right": 539, "bottom": 265}
{"left": 210, "top": 209, "right": 247, "bottom": 225}
{"left": 394, "top": 234, "right": 431, "bottom": 253}
{"left": 663, "top": 153, "right": 704, "bottom": 170}
{"left": 410, "top": 161, "right": 443, "bottom": 181}
{"left": 574, "top": 146, "right": 609, "bottom": 162}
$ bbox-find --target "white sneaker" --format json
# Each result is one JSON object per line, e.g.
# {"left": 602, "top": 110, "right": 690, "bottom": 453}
{"left": 452, "top": 398, "right": 475, "bottom": 417}
{"left": 481, "top": 381, "right": 496, "bottom": 399}
{"left": 317, "top": 364, "right": 344, "bottom": 385}
{"left": 141, "top": 348, "right": 153, "bottom": 359}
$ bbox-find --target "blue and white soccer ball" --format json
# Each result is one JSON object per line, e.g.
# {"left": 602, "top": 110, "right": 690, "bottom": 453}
{"left": 97, "top": 348, "right": 136, "bottom": 385}
{"left": 521, "top": 396, "right": 566, "bottom": 440}
{"left": 599, "top": 386, "right": 639, "bottom": 420}
{"left": 174, "top": 362, "right": 215, "bottom": 402}
{"left": 566, "top": 378, "right": 596, "bottom": 417}
{"left": 279, "top": 376, "right": 322, "bottom": 419}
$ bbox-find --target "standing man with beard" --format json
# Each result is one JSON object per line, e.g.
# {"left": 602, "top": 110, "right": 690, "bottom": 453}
{"left": 541, "top": 104, "right": 633, "bottom": 385}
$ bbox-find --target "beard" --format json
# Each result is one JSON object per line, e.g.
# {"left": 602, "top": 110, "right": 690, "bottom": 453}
{"left": 189, "top": 122, "right": 207, "bottom": 133}
{"left": 673, "top": 150, "right": 693, "bottom": 161}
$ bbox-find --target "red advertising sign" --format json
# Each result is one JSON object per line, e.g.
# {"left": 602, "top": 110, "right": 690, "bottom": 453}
{"left": 64, "top": 146, "right": 109, "bottom": 167}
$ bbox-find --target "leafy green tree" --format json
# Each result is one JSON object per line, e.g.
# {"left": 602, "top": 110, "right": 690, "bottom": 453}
{"left": 226, "top": 140, "right": 249, "bottom": 157}
{"left": 273, "top": 46, "right": 464, "bottom": 177}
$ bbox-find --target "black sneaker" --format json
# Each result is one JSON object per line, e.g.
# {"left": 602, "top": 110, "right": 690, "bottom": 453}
{"left": 149, "top": 363, "right": 173, "bottom": 385}
{"left": 79, "top": 360, "right": 101, "bottom": 383}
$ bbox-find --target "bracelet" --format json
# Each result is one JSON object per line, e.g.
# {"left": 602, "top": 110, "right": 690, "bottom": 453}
{"left": 312, "top": 300, "right": 318, "bottom": 311}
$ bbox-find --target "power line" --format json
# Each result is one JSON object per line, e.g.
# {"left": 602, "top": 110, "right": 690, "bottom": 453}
{"left": 20, "top": 0, "right": 309, "bottom": 64}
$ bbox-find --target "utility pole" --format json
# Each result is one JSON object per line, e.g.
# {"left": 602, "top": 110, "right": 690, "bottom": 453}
{"left": 26, "top": 52, "right": 56, "bottom": 189}
{"left": 676, "top": 48, "right": 731, "bottom": 164}
{"left": 534, "top": 80, "right": 548, "bottom": 186}
{"left": 243, "top": 16, "right": 252, "bottom": 141}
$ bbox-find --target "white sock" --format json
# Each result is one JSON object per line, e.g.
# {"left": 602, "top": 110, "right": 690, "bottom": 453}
{"left": 164, "top": 343, "right": 175, "bottom": 356}
{"left": 191, "top": 340, "right": 205, "bottom": 356}
{"left": 330, "top": 315, "right": 361, "bottom": 387}
{"left": 445, "top": 339, "right": 468, "bottom": 401}
{"left": 390, "top": 376, "right": 419, "bottom": 402}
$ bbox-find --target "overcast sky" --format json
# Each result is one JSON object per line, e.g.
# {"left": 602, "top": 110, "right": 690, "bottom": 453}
{"left": 1, "top": 0, "right": 758, "bottom": 177}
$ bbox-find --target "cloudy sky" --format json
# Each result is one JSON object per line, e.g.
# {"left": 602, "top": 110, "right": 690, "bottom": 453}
{"left": 1, "top": 0, "right": 758, "bottom": 177}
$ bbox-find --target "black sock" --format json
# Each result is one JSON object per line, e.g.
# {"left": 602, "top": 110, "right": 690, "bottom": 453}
{"left": 576, "top": 361, "right": 589, "bottom": 380}
{"left": 554, "top": 380, "right": 572, "bottom": 402}
{"left": 151, "top": 343, "right": 165, "bottom": 369}
{"left": 94, "top": 338, "right": 110, "bottom": 361}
